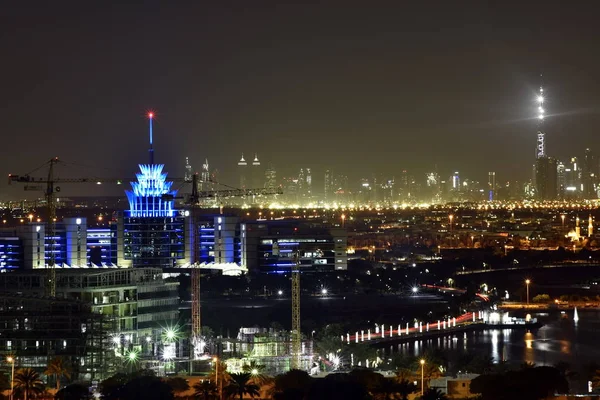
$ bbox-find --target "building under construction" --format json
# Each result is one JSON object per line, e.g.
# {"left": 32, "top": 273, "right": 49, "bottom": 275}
{"left": 0, "top": 268, "right": 180, "bottom": 378}
{"left": 0, "top": 293, "right": 110, "bottom": 381}
{"left": 223, "top": 327, "right": 314, "bottom": 375}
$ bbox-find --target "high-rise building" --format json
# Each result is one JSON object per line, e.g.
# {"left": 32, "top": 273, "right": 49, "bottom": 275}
{"left": 265, "top": 164, "right": 277, "bottom": 190}
{"left": 324, "top": 169, "right": 332, "bottom": 202}
{"left": 535, "top": 157, "right": 558, "bottom": 200}
{"left": 535, "top": 83, "right": 546, "bottom": 159}
{"left": 252, "top": 153, "right": 261, "bottom": 189}
{"left": 122, "top": 164, "right": 193, "bottom": 268}
{"left": 582, "top": 148, "right": 597, "bottom": 198}
{"left": 557, "top": 161, "right": 566, "bottom": 198}
{"left": 487, "top": 172, "right": 496, "bottom": 201}
{"left": 238, "top": 154, "right": 248, "bottom": 189}
{"left": 184, "top": 157, "right": 193, "bottom": 182}
{"left": 201, "top": 158, "right": 211, "bottom": 191}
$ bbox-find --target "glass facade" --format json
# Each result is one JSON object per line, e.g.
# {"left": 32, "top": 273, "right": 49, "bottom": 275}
{"left": 0, "top": 237, "right": 22, "bottom": 269}
{"left": 87, "top": 228, "right": 117, "bottom": 265}
{"left": 123, "top": 216, "right": 186, "bottom": 268}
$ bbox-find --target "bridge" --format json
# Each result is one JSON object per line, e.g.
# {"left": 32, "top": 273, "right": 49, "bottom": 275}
{"left": 456, "top": 261, "right": 600, "bottom": 276}
{"left": 341, "top": 311, "right": 537, "bottom": 345}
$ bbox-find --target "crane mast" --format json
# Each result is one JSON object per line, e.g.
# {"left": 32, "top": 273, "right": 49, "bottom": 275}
{"left": 291, "top": 250, "right": 301, "bottom": 369}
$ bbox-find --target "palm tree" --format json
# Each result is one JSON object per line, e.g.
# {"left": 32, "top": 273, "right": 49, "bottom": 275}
{"left": 241, "top": 361, "right": 269, "bottom": 385}
{"left": 45, "top": 357, "right": 71, "bottom": 392}
{"left": 193, "top": 380, "right": 217, "bottom": 400}
{"left": 420, "top": 387, "right": 448, "bottom": 400}
{"left": 225, "top": 373, "right": 260, "bottom": 400}
{"left": 14, "top": 368, "right": 44, "bottom": 400}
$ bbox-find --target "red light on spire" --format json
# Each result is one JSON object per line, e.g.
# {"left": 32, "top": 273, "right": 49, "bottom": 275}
{"left": 148, "top": 112, "right": 154, "bottom": 119}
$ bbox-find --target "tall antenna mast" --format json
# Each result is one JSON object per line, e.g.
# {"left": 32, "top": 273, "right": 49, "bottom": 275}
{"left": 148, "top": 111, "right": 155, "bottom": 164}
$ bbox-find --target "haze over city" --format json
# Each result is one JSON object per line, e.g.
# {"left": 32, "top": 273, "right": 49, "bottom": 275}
{"left": 2, "top": 1, "right": 600, "bottom": 200}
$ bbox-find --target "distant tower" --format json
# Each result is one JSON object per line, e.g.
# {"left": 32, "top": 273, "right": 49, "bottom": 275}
{"left": 201, "top": 159, "right": 210, "bottom": 190}
{"left": 324, "top": 169, "right": 332, "bottom": 202}
{"left": 576, "top": 216, "right": 581, "bottom": 238}
{"left": 238, "top": 154, "right": 247, "bottom": 189}
{"left": 488, "top": 172, "right": 496, "bottom": 201}
{"left": 589, "top": 215, "right": 594, "bottom": 237}
{"left": 184, "top": 157, "right": 193, "bottom": 182}
{"left": 252, "top": 154, "right": 261, "bottom": 189}
{"left": 535, "top": 81, "right": 546, "bottom": 159}
{"left": 306, "top": 168, "right": 312, "bottom": 199}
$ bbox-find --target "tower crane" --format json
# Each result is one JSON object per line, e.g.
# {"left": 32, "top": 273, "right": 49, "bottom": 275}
{"left": 291, "top": 250, "right": 301, "bottom": 369}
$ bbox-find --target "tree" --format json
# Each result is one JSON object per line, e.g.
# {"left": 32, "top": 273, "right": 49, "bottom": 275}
{"left": 272, "top": 370, "right": 312, "bottom": 400}
{"left": 591, "top": 369, "right": 600, "bottom": 390}
{"left": 242, "top": 361, "right": 269, "bottom": 386}
{"left": 373, "top": 378, "right": 409, "bottom": 400}
{"left": 396, "top": 379, "right": 416, "bottom": 400}
{"left": 420, "top": 387, "right": 448, "bottom": 400}
{"left": 193, "top": 380, "right": 217, "bottom": 400}
{"left": 98, "top": 373, "right": 129, "bottom": 400}
{"left": 54, "top": 383, "right": 92, "bottom": 400}
{"left": 165, "top": 377, "right": 190, "bottom": 394}
{"left": 13, "top": 368, "right": 44, "bottom": 400}
{"left": 225, "top": 373, "right": 260, "bottom": 400}
{"left": 470, "top": 366, "right": 568, "bottom": 400}
{"left": 307, "top": 373, "right": 370, "bottom": 400}
{"left": 121, "top": 375, "right": 174, "bottom": 400}
{"left": 45, "top": 357, "right": 72, "bottom": 392}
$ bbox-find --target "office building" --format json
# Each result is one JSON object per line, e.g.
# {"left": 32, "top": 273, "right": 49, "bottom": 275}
{"left": 242, "top": 220, "right": 347, "bottom": 273}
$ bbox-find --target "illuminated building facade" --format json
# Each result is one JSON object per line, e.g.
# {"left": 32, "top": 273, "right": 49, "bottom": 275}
{"left": 242, "top": 220, "right": 347, "bottom": 273}
{"left": 120, "top": 164, "right": 192, "bottom": 268}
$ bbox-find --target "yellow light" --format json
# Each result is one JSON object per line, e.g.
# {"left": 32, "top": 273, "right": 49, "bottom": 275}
{"left": 420, "top": 359, "right": 425, "bottom": 365}
{"left": 6, "top": 356, "right": 14, "bottom": 363}
{"left": 525, "top": 279, "right": 531, "bottom": 285}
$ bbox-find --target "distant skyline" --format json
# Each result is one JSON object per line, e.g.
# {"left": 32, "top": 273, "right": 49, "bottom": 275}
{"left": 2, "top": 1, "right": 600, "bottom": 200}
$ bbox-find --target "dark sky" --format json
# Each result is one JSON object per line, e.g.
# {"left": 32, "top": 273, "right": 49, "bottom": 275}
{"left": 2, "top": 1, "right": 600, "bottom": 199}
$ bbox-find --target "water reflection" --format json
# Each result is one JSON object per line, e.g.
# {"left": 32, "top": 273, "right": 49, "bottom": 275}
{"left": 381, "top": 310, "right": 600, "bottom": 392}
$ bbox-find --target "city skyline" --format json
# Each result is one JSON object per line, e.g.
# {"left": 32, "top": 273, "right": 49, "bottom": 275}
{"left": 3, "top": 2, "right": 600, "bottom": 199}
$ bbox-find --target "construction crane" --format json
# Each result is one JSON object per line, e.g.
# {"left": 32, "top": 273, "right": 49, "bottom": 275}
{"left": 8, "top": 157, "right": 282, "bottom": 298}
{"left": 291, "top": 250, "right": 301, "bottom": 369}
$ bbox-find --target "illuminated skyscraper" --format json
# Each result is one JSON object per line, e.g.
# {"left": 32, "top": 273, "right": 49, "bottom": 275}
{"left": 535, "top": 83, "right": 546, "bottom": 159}
{"left": 201, "top": 158, "right": 211, "bottom": 191}
{"left": 238, "top": 154, "right": 247, "bottom": 189}
{"left": 324, "top": 169, "right": 332, "bottom": 202}
{"left": 265, "top": 164, "right": 276, "bottom": 190}
{"left": 252, "top": 154, "right": 262, "bottom": 189}
{"left": 184, "top": 157, "right": 193, "bottom": 182}
{"left": 487, "top": 172, "right": 496, "bottom": 201}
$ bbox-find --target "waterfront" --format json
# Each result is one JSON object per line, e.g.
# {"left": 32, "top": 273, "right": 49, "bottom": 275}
{"left": 378, "top": 309, "right": 600, "bottom": 392}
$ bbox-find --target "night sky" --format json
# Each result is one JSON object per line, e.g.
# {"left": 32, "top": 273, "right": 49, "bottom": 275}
{"left": 2, "top": 1, "right": 600, "bottom": 199}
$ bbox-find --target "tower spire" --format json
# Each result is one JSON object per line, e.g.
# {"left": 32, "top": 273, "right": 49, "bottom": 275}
{"left": 148, "top": 111, "right": 155, "bottom": 164}
{"left": 535, "top": 75, "right": 546, "bottom": 159}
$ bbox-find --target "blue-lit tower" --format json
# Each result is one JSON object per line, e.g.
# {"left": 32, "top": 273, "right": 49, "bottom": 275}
{"left": 116, "top": 113, "right": 192, "bottom": 268}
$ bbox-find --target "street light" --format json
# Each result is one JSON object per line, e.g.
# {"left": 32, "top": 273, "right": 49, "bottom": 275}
{"left": 420, "top": 359, "right": 425, "bottom": 396}
{"left": 561, "top": 214, "right": 565, "bottom": 229}
{"left": 525, "top": 279, "right": 531, "bottom": 305}
{"left": 7, "top": 356, "right": 14, "bottom": 400}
